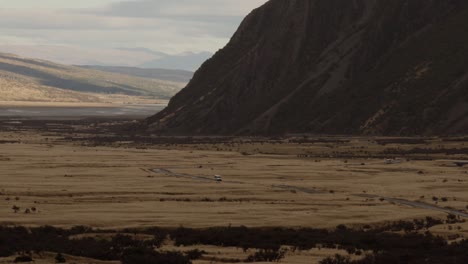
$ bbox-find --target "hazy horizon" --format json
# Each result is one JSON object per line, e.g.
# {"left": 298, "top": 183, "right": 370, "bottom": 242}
{"left": 0, "top": 0, "right": 268, "bottom": 55}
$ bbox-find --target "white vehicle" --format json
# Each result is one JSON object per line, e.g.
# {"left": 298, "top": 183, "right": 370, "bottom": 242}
{"left": 385, "top": 158, "right": 402, "bottom": 164}
{"left": 214, "top": 175, "right": 223, "bottom": 182}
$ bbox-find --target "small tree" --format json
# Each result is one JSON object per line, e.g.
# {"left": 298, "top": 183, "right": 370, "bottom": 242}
{"left": 185, "top": 249, "right": 206, "bottom": 260}
{"left": 55, "top": 253, "right": 66, "bottom": 263}
{"left": 12, "top": 205, "right": 20, "bottom": 213}
{"left": 319, "top": 254, "right": 352, "bottom": 264}
{"left": 245, "top": 248, "right": 288, "bottom": 262}
{"left": 14, "top": 255, "right": 33, "bottom": 263}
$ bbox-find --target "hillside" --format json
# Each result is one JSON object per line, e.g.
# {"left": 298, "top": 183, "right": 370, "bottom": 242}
{"left": 0, "top": 53, "right": 185, "bottom": 103}
{"left": 79, "top": 65, "right": 193, "bottom": 83}
{"left": 145, "top": 0, "right": 468, "bottom": 136}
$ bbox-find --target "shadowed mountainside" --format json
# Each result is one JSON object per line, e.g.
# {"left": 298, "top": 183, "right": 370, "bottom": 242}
{"left": 144, "top": 0, "right": 468, "bottom": 136}
{"left": 0, "top": 53, "right": 185, "bottom": 102}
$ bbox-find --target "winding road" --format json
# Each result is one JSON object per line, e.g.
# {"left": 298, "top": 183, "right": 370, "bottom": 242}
{"left": 150, "top": 167, "right": 468, "bottom": 219}
{"left": 356, "top": 194, "right": 468, "bottom": 218}
{"left": 150, "top": 168, "right": 243, "bottom": 184}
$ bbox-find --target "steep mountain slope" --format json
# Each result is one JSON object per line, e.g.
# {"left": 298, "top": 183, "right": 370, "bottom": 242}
{"left": 0, "top": 53, "right": 185, "bottom": 102}
{"left": 145, "top": 0, "right": 468, "bottom": 136}
{"left": 79, "top": 66, "right": 193, "bottom": 83}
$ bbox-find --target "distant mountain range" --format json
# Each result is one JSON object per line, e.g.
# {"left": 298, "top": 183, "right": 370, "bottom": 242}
{"left": 145, "top": 0, "right": 468, "bottom": 136}
{"left": 0, "top": 45, "right": 212, "bottom": 71}
{"left": 79, "top": 66, "right": 193, "bottom": 83}
{"left": 0, "top": 53, "right": 185, "bottom": 103}
{"left": 140, "top": 52, "right": 213, "bottom": 72}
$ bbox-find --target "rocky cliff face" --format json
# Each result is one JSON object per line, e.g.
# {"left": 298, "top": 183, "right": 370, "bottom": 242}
{"left": 145, "top": 0, "right": 468, "bottom": 135}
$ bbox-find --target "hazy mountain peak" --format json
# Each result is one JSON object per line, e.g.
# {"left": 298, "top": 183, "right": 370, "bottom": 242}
{"left": 0, "top": 45, "right": 212, "bottom": 71}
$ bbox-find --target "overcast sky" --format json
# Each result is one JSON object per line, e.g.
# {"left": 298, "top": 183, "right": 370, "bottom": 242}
{"left": 0, "top": 0, "right": 268, "bottom": 54}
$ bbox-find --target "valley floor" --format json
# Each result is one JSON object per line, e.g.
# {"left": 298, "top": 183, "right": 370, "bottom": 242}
{"left": 0, "top": 96, "right": 168, "bottom": 120}
{"left": 0, "top": 119, "right": 467, "bottom": 263}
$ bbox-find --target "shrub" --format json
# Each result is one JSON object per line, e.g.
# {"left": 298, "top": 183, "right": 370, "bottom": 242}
{"left": 185, "top": 249, "right": 206, "bottom": 260}
{"left": 12, "top": 205, "right": 20, "bottom": 213}
{"left": 55, "top": 253, "right": 66, "bottom": 263}
{"left": 245, "top": 248, "right": 287, "bottom": 262}
{"left": 319, "top": 254, "right": 352, "bottom": 264}
{"left": 121, "top": 247, "right": 191, "bottom": 264}
{"left": 14, "top": 255, "right": 33, "bottom": 263}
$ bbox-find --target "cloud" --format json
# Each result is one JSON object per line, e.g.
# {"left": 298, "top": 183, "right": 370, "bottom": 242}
{"left": 95, "top": 0, "right": 267, "bottom": 18}
{"left": 0, "top": 0, "right": 268, "bottom": 61}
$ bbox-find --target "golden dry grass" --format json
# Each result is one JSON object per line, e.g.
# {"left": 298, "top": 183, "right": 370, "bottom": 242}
{"left": 1, "top": 129, "right": 468, "bottom": 263}
{"left": 0, "top": 131, "right": 467, "bottom": 232}
{"left": 163, "top": 244, "right": 354, "bottom": 264}
{"left": 0, "top": 252, "right": 119, "bottom": 264}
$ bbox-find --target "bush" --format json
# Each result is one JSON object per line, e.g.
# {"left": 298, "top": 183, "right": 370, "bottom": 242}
{"left": 319, "top": 254, "right": 352, "bottom": 264}
{"left": 121, "top": 247, "right": 191, "bottom": 264}
{"left": 14, "top": 255, "right": 33, "bottom": 263}
{"left": 55, "top": 253, "right": 66, "bottom": 263}
{"left": 185, "top": 249, "right": 206, "bottom": 260}
{"left": 245, "top": 248, "right": 287, "bottom": 262}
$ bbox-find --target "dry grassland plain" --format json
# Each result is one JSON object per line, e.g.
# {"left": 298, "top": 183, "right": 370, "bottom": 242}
{"left": 0, "top": 121, "right": 467, "bottom": 263}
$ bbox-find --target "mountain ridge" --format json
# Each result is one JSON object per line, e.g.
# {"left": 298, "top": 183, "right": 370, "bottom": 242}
{"left": 78, "top": 65, "right": 193, "bottom": 83}
{"left": 144, "top": 0, "right": 468, "bottom": 136}
{"left": 0, "top": 45, "right": 212, "bottom": 71}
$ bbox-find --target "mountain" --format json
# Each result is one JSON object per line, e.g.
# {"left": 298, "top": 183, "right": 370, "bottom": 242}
{"left": 0, "top": 45, "right": 212, "bottom": 71}
{"left": 0, "top": 53, "right": 185, "bottom": 102}
{"left": 116, "top": 47, "right": 167, "bottom": 57}
{"left": 140, "top": 52, "right": 213, "bottom": 71}
{"left": 79, "top": 66, "right": 193, "bottom": 83}
{"left": 0, "top": 45, "right": 157, "bottom": 67}
{"left": 144, "top": 0, "right": 468, "bottom": 136}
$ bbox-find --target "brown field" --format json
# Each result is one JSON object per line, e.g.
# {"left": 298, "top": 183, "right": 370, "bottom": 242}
{"left": 0, "top": 120, "right": 467, "bottom": 263}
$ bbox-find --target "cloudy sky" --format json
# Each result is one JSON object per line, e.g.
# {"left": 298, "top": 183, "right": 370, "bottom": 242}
{"left": 0, "top": 0, "right": 268, "bottom": 54}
